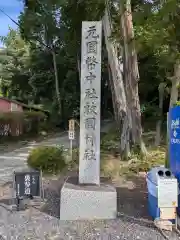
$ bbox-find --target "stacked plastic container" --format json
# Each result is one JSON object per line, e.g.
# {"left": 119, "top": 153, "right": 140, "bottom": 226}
{"left": 146, "top": 166, "right": 174, "bottom": 220}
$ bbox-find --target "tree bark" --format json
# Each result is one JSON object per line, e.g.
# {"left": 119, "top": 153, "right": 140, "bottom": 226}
{"left": 107, "top": 64, "right": 118, "bottom": 122}
{"left": 77, "top": 53, "right": 81, "bottom": 80}
{"left": 52, "top": 49, "right": 61, "bottom": 114}
{"left": 120, "top": 0, "right": 147, "bottom": 155}
{"left": 103, "top": 5, "right": 131, "bottom": 158}
{"left": 169, "top": 59, "right": 180, "bottom": 108}
{"left": 155, "top": 83, "right": 165, "bottom": 146}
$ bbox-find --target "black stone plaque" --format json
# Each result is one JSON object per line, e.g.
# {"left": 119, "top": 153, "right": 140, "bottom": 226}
{"left": 14, "top": 169, "right": 41, "bottom": 198}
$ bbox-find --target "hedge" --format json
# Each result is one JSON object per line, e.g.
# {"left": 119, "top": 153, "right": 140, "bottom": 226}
{"left": 27, "top": 145, "right": 66, "bottom": 174}
{"left": 0, "top": 111, "right": 49, "bottom": 136}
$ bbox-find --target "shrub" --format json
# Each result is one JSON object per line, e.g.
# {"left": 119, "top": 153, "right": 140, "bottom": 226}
{"left": 38, "top": 121, "right": 51, "bottom": 132}
{"left": 63, "top": 148, "right": 79, "bottom": 169}
{"left": 27, "top": 146, "right": 66, "bottom": 174}
{"left": 101, "top": 129, "right": 119, "bottom": 155}
{"left": 72, "top": 148, "right": 79, "bottom": 163}
{"left": 0, "top": 112, "right": 24, "bottom": 122}
{"left": 24, "top": 111, "right": 46, "bottom": 121}
{"left": 23, "top": 111, "right": 47, "bottom": 134}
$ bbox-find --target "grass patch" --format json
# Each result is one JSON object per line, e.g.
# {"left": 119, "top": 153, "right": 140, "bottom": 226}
{"left": 64, "top": 124, "right": 166, "bottom": 181}
{"left": 100, "top": 126, "right": 166, "bottom": 180}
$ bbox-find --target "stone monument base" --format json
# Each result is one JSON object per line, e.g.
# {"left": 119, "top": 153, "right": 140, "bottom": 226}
{"left": 60, "top": 176, "right": 117, "bottom": 220}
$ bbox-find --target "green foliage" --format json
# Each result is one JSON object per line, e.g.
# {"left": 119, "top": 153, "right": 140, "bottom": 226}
{"left": 23, "top": 110, "right": 47, "bottom": 134}
{"left": 174, "top": 101, "right": 180, "bottom": 106}
{"left": 24, "top": 110, "right": 46, "bottom": 121}
{"left": 141, "top": 103, "right": 159, "bottom": 120}
{"left": 134, "top": 0, "right": 179, "bottom": 81}
{"left": 65, "top": 148, "right": 79, "bottom": 169}
{"left": 0, "top": 112, "right": 24, "bottom": 122}
{"left": 38, "top": 120, "right": 51, "bottom": 132}
{"left": 0, "top": 29, "right": 32, "bottom": 101}
{"left": 101, "top": 138, "right": 119, "bottom": 154}
{"left": 0, "top": 110, "right": 45, "bottom": 122}
{"left": 0, "top": 0, "right": 179, "bottom": 133}
{"left": 27, "top": 145, "right": 66, "bottom": 174}
{"left": 72, "top": 148, "right": 79, "bottom": 163}
{"left": 100, "top": 128, "right": 120, "bottom": 157}
{"left": 100, "top": 126, "right": 166, "bottom": 179}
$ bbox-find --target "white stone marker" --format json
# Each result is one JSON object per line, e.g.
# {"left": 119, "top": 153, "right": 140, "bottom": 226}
{"left": 79, "top": 21, "right": 102, "bottom": 185}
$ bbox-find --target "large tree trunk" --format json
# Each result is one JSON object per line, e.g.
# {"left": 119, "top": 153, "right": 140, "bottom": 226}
{"left": 103, "top": 6, "right": 131, "bottom": 158}
{"left": 120, "top": 0, "right": 147, "bottom": 154}
{"left": 52, "top": 50, "right": 61, "bottom": 114}
{"left": 155, "top": 83, "right": 165, "bottom": 146}
{"left": 107, "top": 65, "right": 118, "bottom": 122}
{"left": 169, "top": 60, "right": 180, "bottom": 108}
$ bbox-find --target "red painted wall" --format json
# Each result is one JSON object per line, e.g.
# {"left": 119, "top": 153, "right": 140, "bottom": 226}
{"left": 0, "top": 98, "right": 11, "bottom": 112}
{"left": 0, "top": 99, "right": 23, "bottom": 112}
{"left": 0, "top": 98, "right": 23, "bottom": 136}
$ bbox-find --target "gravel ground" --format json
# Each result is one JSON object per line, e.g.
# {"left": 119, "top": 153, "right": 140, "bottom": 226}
{"left": 0, "top": 207, "right": 164, "bottom": 240}
{"left": 0, "top": 171, "right": 174, "bottom": 240}
{"left": 0, "top": 122, "right": 177, "bottom": 239}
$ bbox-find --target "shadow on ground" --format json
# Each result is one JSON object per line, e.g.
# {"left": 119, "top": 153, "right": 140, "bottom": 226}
{"left": 40, "top": 172, "right": 150, "bottom": 223}
{"left": 40, "top": 174, "right": 113, "bottom": 219}
{"left": 40, "top": 180, "right": 61, "bottom": 218}
{"left": 116, "top": 174, "right": 150, "bottom": 220}
{"left": 40, "top": 171, "right": 78, "bottom": 218}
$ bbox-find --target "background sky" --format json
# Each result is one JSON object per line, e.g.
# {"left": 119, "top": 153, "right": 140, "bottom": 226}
{"left": 0, "top": 0, "right": 23, "bottom": 47}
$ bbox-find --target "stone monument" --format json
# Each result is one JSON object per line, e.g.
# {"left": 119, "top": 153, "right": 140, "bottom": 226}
{"left": 60, "top": 21, "right": 117, "bottom": 220}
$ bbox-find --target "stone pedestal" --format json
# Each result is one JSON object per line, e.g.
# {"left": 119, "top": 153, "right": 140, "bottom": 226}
{"left": 60, "top": 176, "right": 117, "bottom": 220}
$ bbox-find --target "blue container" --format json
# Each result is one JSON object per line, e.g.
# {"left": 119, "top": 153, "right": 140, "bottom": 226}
{"left": 146, "top": 167, "right": 174, "bottom": 220}
{"left": 168, "top": 106, "right": 180, "bottom": 214}
{"left": 168, "top": 106, "right": 180, "bottom": 181}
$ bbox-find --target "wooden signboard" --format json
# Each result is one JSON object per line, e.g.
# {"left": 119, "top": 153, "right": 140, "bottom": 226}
{"left": 69, "top": 119, "right": 75, "bottom": 131}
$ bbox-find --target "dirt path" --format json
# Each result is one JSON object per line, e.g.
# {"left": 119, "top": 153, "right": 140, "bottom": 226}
{"left": 0, "top": 131, "right": 68, "bottom": 185}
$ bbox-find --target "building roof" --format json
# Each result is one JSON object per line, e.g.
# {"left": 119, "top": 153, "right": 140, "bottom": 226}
{"left": 0, "top": 97, "right": 49, "bottom": 114}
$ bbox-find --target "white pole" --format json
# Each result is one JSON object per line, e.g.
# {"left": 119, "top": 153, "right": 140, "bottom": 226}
{"left": 70, "top": 139, "right": 73, "bottom": 162}
{"left": 12, "top": 172, "right": 16, "bottom": 206}
{"left": 166, "top": 112, "right": 169, "bottom": 167}
{"left": 40, "top": 169, "right": 44, "bottom": 201}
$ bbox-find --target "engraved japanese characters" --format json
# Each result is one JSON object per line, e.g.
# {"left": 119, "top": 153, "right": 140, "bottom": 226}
{"left": 79, "top": 21, "right": 102, "bottom": 185}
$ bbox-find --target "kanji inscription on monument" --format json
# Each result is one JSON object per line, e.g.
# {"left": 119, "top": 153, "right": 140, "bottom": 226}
{"left": 79, "top": 21, "right": 102, "bottom": 185}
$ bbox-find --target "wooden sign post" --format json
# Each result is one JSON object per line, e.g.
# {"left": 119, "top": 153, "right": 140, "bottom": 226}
{"left": 68, "top": 119, "right": 75, "bottom": 161}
